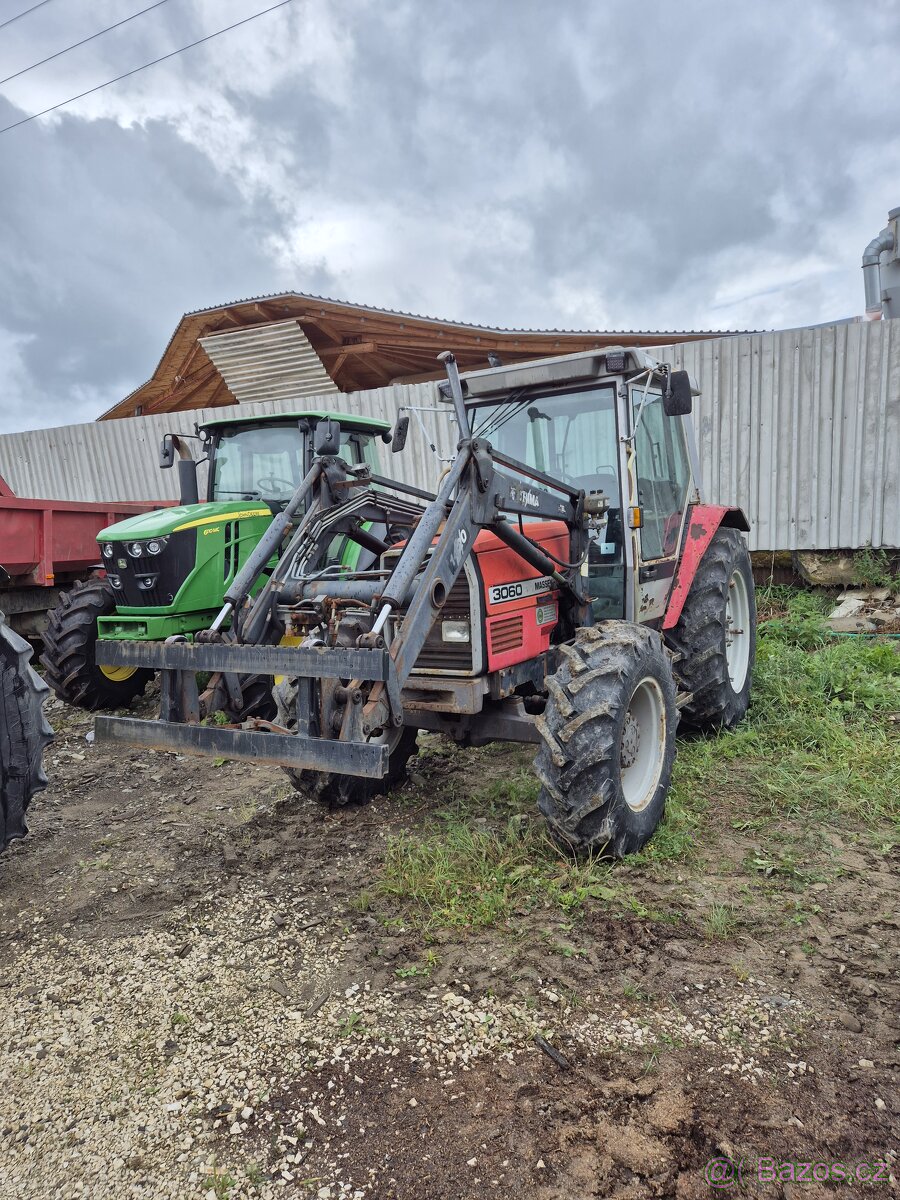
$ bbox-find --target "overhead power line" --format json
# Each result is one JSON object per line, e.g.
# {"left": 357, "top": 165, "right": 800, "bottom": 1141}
{"left": 0, "top": 0, "right": 56, "bottom": 34}
{"left": 0, "top": 0, "right": 175, "bottom": 89}
{"left": 0, "top": 0, "right": 296, "bottom": 136}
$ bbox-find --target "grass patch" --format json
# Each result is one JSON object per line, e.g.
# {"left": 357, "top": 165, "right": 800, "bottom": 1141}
{"left": 376, "top": 813, "right": 663, "bottom": 930}
{"left": 685, "top": 593, "right": 900, "bottom": 829}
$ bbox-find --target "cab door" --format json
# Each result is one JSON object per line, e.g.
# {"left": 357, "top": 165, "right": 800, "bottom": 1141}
{"left": 629, "top": 388, "right": 692, "bottom": 623}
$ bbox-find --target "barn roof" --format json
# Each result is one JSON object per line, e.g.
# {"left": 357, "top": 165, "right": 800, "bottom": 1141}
{"left": 101, "top": 290, "right": 744, "bottom": 420}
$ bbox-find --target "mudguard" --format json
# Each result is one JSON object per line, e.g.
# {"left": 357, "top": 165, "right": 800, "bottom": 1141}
{"left": 662, "top": 504, "right": 750, "bottom": 630}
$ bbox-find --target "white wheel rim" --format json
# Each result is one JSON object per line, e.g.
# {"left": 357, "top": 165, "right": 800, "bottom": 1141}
{"left": 725, "top": 568, "right": 751, "bottom": 692}
{"left": 619, "top": 677, "right": 666, "bottom": 813}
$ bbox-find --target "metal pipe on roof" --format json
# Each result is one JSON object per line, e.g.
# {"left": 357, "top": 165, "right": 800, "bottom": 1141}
{"left": 862, "top": 224, "right": 895, "bottom": 318}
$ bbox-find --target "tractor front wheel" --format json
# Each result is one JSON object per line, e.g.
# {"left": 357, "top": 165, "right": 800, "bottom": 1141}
{"left": 274, "top": 678, "right": 419, "bottom": 806}
{"left": 665, "top": 527, "right": 756, "bottom": 731}
{"left": 40, "top": 578, "right": 153, "bottom": 711}
{"left": 1, "top": 610, "right": 53, "bottom": 851}
{"left": 535, "top": 623, "right": 677, "bottom": 858}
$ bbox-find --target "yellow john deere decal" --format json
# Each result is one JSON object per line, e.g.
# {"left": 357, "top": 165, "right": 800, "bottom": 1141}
{"left": 173, "top": 508, "right": 270, "bottom": 532}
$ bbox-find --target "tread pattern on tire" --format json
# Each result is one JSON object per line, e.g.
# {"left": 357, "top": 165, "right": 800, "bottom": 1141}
{"left": 535, "top": 622, "right": 677, "bottom": 858}
{"left": 664, "top": 527, "right": 756, "bottom": 731}
{"left": 274, "top": 677, "right": 418, "bottom": 806}
{"left": 1, "top": 611, "right": 53, "bottom": 851}
{"left": 40, "top": 578, "right": 152, "bottom": 711}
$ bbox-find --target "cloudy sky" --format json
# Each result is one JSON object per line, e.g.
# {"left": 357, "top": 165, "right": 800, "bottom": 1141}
{"left": 1, "top": 0, "right": 898, "bottom": 433}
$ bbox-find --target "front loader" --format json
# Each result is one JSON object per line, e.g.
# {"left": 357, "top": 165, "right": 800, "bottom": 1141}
{"left": 93, "top": 348, "right": 756, "bottom": 857}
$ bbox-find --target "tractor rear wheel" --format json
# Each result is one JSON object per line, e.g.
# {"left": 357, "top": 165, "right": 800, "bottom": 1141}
{"left": 40, "top": 578, "right": 153, "bottom": 711}
{"left": 1, "top": 610, "right": 53, "bottom": 852}
{"left": 274, "top": 678, "right": 419, "bottom": 806}
{"left": 535, "top": 622, "right": 677, "bottom": 858}
{"left": 665, "top": 527, "right": 756, "bottom": 731}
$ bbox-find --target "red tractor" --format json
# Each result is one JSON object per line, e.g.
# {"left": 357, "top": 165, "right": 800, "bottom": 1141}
{"left": 95, "top": 348, "right": 756, "bottom": 857}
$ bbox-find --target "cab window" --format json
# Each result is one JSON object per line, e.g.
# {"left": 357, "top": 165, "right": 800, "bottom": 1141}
{"left": 630, "top": 390, "right": 691, "bottom": 560}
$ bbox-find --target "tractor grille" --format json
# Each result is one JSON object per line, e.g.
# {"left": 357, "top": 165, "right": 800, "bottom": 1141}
{"left": 410, "top": 571, "right": 474, "bottom": 673}
{"left": 385, "top": 553, "right": 479, "bottom": 677}
{"left": 489, "top": 613, "right": 524, "bottom": 655}
{"left": 104, "top": 530, "right": 197, "bottom": 609}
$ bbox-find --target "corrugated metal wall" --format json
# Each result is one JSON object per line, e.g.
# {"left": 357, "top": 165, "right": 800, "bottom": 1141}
{"left": 1, "top": 320, "right": 897, "bottom": 551}
{"left": 0, "top": 381, "right": 448, "bottom": 505}
{"left": 655, "top": 318, "right": 900, "bottom": 550}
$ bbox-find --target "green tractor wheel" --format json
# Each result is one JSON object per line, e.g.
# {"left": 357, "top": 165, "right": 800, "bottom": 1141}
{"left": 41, "top": 578, "right": 153, "bottom": 711}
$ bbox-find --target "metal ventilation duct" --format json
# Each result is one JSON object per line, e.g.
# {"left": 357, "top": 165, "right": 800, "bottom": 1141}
{"left": 198, "top": 320, "right": 338, "bottom": 404}
{"left": 862, "top": 207, "right": 900, "bottom": 319}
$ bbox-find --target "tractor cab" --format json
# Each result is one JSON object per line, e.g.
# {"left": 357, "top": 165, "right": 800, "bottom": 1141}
{"left": 201, "top": 412, "right": 386, "bottom": 506}
{"left": 459, "top": 348, "right": 699, "bottom": 625}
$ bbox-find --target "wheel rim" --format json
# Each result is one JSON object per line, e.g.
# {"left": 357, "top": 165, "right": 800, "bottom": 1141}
{"left": 100, "top": 664, "right": 138, "bottom": 683}
{"left": 619, "top": 676, "right": 666, "bottom": 813}
{"left": 724, "top": 568, "right": 751, "bottom": 692}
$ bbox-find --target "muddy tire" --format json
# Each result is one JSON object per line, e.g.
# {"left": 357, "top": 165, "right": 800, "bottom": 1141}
{"left": 222, "top": 674, "right": 276, "bottom": 723}
{"left": 40, "top": 578, "right": 152, "bottom": 711}
{"left": 1, "top": 611, "right": 53, "bottom": 852}
{"left": 665, "top": 527, "right": 756, "bottom": 731}
{"left": 535, "top": 623, "right": 677, "bottom": 858}
{"left": 274, "top": 677, "right": 419, "bottom": 806}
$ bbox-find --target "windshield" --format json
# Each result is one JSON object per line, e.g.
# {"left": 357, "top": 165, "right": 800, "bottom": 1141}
{"left": 211, "top": 422, "right": 376, "bottom": 502}
{"left": 469, "top": 385, "right": 619, "bottom": 501}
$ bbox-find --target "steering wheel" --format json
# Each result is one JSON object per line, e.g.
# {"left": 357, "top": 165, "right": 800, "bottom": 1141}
{"left": 256, "top": 476, "right": 295, "bottom": 495}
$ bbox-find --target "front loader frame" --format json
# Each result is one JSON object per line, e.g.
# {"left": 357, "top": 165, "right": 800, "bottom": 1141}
{"left": 95, "top": 354, "right": 612, "bottom": 776}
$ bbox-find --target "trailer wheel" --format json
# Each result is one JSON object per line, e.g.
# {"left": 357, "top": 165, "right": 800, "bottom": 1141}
{"left": 274, "top": 678, "right": 418, "bottom": 806}
{"left": 1, "top": 610, "right": 53, "bottom": 852}
{"left": 535, "top": 623, "right": 677, "bottom": 858}
{"left": 665, "top": 527, "right": 756, "bottom": 731}
{"left": 40, "top": 578, "right": 152, "bottom": 711}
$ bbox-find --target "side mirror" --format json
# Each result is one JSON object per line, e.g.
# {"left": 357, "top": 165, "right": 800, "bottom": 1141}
{"left": 159, "top": 434, "right": 176, "bottom": 469}
{"left": 314, "top": 418, "right": 341, "bottom": 456}
{"left": 663, "top": 369, "right": 693, "bottom": 417}
{"left": 391, "top": 414, "right": 410, "bottom": 454}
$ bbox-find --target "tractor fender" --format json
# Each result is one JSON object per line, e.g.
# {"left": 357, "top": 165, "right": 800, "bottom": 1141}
{"left": 662, "top": 504, "right": 750, "bottom": 630}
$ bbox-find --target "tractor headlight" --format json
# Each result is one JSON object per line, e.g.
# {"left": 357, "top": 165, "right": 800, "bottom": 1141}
{"left": 101, "top": 543, "right": 114, "bottom": 558}
{"left": 127, "top": 542, "right": 145, "bottom": 558}
{"left": 107, "top": 574, "right": 122, "bottom": 589}
{"left": 145, "top": 537, "right": 167, "bottom": 555}
{"left": 441, "top": 619, "right": 471, "bottom": 643}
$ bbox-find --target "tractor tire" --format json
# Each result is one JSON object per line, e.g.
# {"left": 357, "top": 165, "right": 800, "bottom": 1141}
{"left": 1, "top": 610, "right": 53, "bottom": 852}
{"left": 665, "top": 527, "right": 756, "bottom": 731}
{"left": 535, "top": 622, "right": 677, "bottom": 858}
{"left": 222, "top": 674, "right": 277, "bottom": 723}
{"left": 274, "top": 677, "right": 419, "bottom": 806}
{"left": 40, "top": 578, "right": 153, "bottom": 711}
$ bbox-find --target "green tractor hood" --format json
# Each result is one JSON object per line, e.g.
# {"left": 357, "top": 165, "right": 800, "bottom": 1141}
{"left": 99, "top": 501, "right": 273, "bottom": 542}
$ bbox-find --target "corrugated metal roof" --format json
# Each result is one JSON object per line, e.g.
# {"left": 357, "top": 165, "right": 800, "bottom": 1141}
{"left": 198, "top": 321, "right": 337, "bottom": 404}
{"left": 185, "top": 288, "right": 753, "bottom": 338}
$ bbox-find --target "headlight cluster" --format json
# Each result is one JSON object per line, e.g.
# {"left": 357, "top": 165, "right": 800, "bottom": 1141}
{"left": 102, "top": 537, "right": 169, "bottom": 559}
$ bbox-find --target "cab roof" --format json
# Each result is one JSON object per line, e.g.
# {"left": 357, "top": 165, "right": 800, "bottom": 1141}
{"left": 199, "top": 410, "right": 391, "bottom": 433}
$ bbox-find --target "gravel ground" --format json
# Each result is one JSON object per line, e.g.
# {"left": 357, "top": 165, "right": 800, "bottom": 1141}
{"left": 0, "top": 695, "right": 897, "bottom": 1199}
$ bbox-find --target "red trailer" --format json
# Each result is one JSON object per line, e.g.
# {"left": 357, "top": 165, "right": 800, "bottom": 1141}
{"left": 0, "top": 472, "right": 164, "bottom": 636}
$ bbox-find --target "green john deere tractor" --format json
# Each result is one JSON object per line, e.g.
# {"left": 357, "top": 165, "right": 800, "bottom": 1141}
{"left": 41, "top": 410, "right": 392, "bottom": 715}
